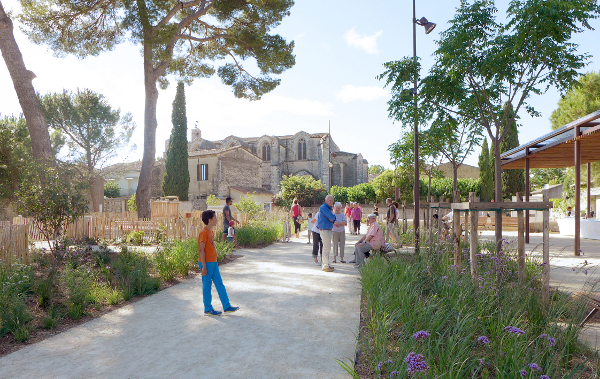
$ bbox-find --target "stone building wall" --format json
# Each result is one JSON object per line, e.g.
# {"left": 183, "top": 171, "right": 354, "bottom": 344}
{"left": 217, "top": 149, "right": 262, "bottom": 197}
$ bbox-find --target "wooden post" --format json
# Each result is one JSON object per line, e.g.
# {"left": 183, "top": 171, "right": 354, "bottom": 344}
{"left": 437, "top": 196, "right": 443, "bottom": 243}
{"left": 402, "top": 201, "right": 407, "bottom": 234}
{"left": 542, "top": 189, "right": 550, "bottom": 304}
{"left": 453, "top": 191, "right": 461, "bottom": 268}
{"left": 587, "top": 162, "right": 591, "bottom": 219}
{"left": 525, "top": 147, "right": 530, "bottom": 244}
{"left": 517, "top": 192, "right": 525, "bottom": 283}
{"left": 469, "top": 192, "right": 478, "bottom": 278}
{"left": 464, "top": 206, "right": 469, "bottom": 241}
{"left": 575, "top": 124, "right": 581, "bottom": 256}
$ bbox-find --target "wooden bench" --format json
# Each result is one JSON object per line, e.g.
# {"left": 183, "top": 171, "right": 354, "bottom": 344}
{"left": 487, "top": 216, "right": 520, "bottom": 231}
{"left": 573, "top": 292, "right": 600, "bottom": 327}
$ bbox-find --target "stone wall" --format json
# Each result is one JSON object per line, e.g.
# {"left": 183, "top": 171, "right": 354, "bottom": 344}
{"left": 217, "top": 149, "right": 262, "bottom": 197}
{"left": 104, "top": 198, "right": 128, "bottom": 213}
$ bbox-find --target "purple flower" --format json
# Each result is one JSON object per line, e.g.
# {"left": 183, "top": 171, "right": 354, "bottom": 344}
{"left": 529, "top": 363, "right": 541, "bottom": 371}
{"left": 390, "top": 372, "right": 400, "bottom": 378}
{"left": 540, "top": 375, "right": 550, "bottom": 379}
{"left": 404, "top": 352, "right": 429, "bottom": 377}
{"left": 413, "top": 330, "right": 431, "bottom": 341}
{"left": 378, "top": 362, "right": 384, "bottom": 371}
{"left": 539, "top": 334, "right": 547, "bottom": 339}
{"left": 478, "top": 358, "right": 484, "bottom": 364}
{"left": 520, "top": 370, "right": 527, "bottom": 377}
{"left": 548, "top": 337, "right": 556, "bottom": 347}
{"left": 478, "top": 335, "right": 489, "bottom": 345}
{"left": 442, "top": 276, "right": 448, "bottom": 279}
{"left": 504, "top": 326, "right": 525, "bottom": 335}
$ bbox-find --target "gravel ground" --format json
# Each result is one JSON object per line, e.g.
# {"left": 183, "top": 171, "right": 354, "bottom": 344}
{"left": 0, "top": 231, "right": 362, "bottom": 379}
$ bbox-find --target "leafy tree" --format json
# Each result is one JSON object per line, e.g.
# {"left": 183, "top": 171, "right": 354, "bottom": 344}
{"left": 330, "top": 186, "right": 349, "bottom": 205}
{"left": 371, "top": 169, "right": 396, "bottom": 202}
{"left": 235, "top": 193, "right": 264, "bottom": 220}
{"left": 0, "top": 1, "right": 53, "bottom": 163}
{"left": 428, "top": 177, "right": 481, "bottom": 202}
{"left": 499, "top": 103, "right": 524, "bottom": 199}
{"left": 162, "top": 82, "right": 190, "bottom": 201}
{"left": 478, "top": 138, "right": 494, "bottom": 202}
{"left": 368, "top": 164, "right": 385, "bottom": 175}
{"left": 551, "top": 71, "right": 600, "bottom": 130}
{"left": 39, "top": 89, "right": 135, "bottom": 212}
{"left": 389, "top": 130, "right": 445, "bottom": 202}
{"left": 379, "top": 0, "right": 600, "bottom": 249}
{"left": 206, "top": 194, "right": 220, "bottom": 206}
{"left": 550, "top": 71, "right": 600, "bottom": 192}
{"left": 19, "top": 0, "right": 296, "bottom": 218}
{"left": 530, "top": 168, "right": 566, "bottom": 190}
{"left": 128, "top": 194, "right": 137, "bottom": 213}
{"left": 15, "top": 164, "right": 88, "bottom": 252}
{"left": 275, "top": 175, "right": 327, "bottom": 207}
{"left": 0, "top": 115, "right": 64, "bottom": 199}
{"left": 104, "top": 181, "right": 121, "bottom": 198}
{"left": 0, "top": 115, "right": 31, "bottom": 198}
{"left": 346, "top": 183, "right": 376, "bottom": 204}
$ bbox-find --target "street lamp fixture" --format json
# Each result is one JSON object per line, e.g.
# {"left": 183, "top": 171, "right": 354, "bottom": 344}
{"left": 412, "top": 0, "right": 436, "bottom": 251}
{"left": 415, "top": 17, "right": 436, "bottom": 34}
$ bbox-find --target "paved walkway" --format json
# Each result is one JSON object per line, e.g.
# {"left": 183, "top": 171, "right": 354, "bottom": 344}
{"left": 0, "top": 231, "right": 362, "bottom": 379}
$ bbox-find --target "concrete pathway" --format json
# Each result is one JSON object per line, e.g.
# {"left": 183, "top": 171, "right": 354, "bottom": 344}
{"left": 0, "top": 231, "right": 362, "bottom": 379}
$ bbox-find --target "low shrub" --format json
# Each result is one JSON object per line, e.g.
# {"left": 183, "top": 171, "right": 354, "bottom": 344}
{"left": 42, "top": 307, "right": 61, "bottom": 329}
{"left": 113, "top": 246, "right": 159, "bottom": 300}
{"left": 236, "top": 221, "right": 283, "bottom": 247}
{"left": 0, "top": 263, "right": 33, "bottom": 340}
{"left": 63, "top": 265, "right": 95, "bottom": 319}
{"left": 126, "top": 230, "right": 146, "bottom": 246}
{"left": 32, "top": 269, "right": 58, "bottom": 308}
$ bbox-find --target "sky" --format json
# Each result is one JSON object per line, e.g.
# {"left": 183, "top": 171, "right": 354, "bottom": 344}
{"left": 1, "top": 0, "right": 600, "bottom": 170}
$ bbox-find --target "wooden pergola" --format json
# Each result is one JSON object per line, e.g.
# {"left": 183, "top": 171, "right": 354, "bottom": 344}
{"left": 501, "top": 110, "right": 600, "bottom": 256}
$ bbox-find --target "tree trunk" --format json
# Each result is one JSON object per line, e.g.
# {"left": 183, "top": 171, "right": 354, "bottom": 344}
{"left": 0, "top": 2, "right": 53, "bottom": 162}
{"left": 137, "top": 56, "right": 159, "bottom": 219}
{"left": 453, "top": 163, "right": 458, "bottom": 197}
{"left": 493, "top": 138, "right": 503, "bottom": 253}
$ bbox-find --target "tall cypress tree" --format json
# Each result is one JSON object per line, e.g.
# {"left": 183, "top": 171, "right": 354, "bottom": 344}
{"left": 500, "top": 103, "right": 525, "bottom": 199}
{"left": 478, "top": 138, "right": 494, "bottom": 201}
{"left": 162, "top": 82, "right": 190, "bottom": 201}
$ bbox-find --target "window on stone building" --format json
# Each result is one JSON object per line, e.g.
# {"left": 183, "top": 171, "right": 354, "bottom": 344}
{"left": 197, "top": 164, "right": 208, "bottom": 181}
{"left": 262, "top": 143, "right": 271, "bottom": 161}
{"left": 298, "top": 138, "right": 307, "bottom": 160}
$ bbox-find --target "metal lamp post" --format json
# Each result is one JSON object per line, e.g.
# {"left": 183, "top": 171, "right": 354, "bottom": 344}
{"left": 412, "top": 0, "right": 435, "bottom": 250}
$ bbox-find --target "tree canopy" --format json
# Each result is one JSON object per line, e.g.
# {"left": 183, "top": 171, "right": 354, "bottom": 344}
{"left": 478, "top": 138, "right": 494, "bottom": 201}
{"left": 274, "top": 174, "right": 327, "bottom": 208}
{"left": 551, "top": 71, "right": 600, "bottom": 130}
{"left": 19, "top": 0, "right": 296, "bottom": 217}
{"left": 39, "top": 89, "right": 135, "bottom": 211}
{"left": 379, "top": 0, "right": 600, "bottom": 248}
{"left": 499, "top": 103, "right": 524, "bottom": 199}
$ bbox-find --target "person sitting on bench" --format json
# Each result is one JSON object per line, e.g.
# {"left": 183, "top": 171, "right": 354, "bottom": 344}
{"left": 350, "top": 214, "right": 383, "bottom": 267}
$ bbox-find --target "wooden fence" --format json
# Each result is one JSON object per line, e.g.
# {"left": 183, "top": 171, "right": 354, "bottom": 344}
{"left": 0, "top": 225, "right": 29, "bottom": 264}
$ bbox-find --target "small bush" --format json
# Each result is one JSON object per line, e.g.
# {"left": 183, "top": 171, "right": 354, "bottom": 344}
{"left": 104, "top": 181, "right": 121, "bottom": 198}
{"left": 127, "top": 230, "right": 146, "bottom": 246}
{"left": 113, "top": 247, "right": 159, "bottom": 300}
{"left": 236, "top": 221, "right": 283, "bottom": 247}
{"left": 152, "top": 248, "right": 178, "bottom": 282}
{"left": 0, "top": 295, "right": 32, "bottom": 341}
{"left": 63, "top": 266, "right": 94, "bottom": 319}
{"left": 42, "top": 307, "right": 61, "bottom": 329}
{"left": 33, "top": 269, "right": 58, "bottom": 308}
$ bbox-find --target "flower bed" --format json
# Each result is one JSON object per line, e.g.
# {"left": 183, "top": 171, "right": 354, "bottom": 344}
{"left": 344, "top": 239, "right": 596, "bottom": 378}
{"left": 0, "top": 237, "right": 233, "bottom": 355}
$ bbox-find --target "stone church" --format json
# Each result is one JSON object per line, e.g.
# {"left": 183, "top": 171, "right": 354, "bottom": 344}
{"left": 174, "top": 128, "right": 369, "bottom": 199}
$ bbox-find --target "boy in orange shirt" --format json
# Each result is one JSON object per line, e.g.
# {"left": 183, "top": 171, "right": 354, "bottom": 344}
{"left": 198, "top": 210, "right": 239, "bottom": 316}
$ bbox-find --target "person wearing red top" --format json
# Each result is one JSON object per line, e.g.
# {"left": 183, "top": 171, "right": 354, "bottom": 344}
{"left": 290, "top": 198, "right": 302, "bottom": 239}
{"left": 198, "top": 210, "right": 239, "bottom": 316}
{"left": 344, "top": 203, "right": 353, "bottom": 234}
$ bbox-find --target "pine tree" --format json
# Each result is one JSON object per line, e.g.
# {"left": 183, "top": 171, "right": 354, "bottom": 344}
{"left": 162, "top": 82, "right": 190, "bottom": 201}
{"left": 500, "top": 103, "right": 525, "bottom": 199}
{"left": 478, "top": 138, "right": 494, "bottom": 201}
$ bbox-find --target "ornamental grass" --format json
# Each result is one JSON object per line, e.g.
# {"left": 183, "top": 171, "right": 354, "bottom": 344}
{"left": 344, "top": 237, "right": 598, "bottom": 378}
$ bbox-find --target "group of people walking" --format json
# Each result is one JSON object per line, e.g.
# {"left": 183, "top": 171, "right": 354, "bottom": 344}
{"left": 291, "top": 196, "right": 384, "bottom": 272}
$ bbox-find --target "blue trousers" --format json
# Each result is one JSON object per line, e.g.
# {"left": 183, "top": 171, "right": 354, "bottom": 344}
{"left": 198, "top": 262, "right": 231, "bottom": 312}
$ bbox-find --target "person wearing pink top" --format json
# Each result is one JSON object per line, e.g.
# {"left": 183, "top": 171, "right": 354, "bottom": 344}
{"left": 344, "top": 203, "right": 353, "bottom": 234}
{"left": 352, "top": 203, "right": 363, "bottom": 235}
{"left": 350, "top": 214, "right": 383, "bottom": 266}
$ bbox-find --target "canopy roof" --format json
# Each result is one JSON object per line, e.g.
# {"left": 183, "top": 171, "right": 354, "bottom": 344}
{"left": 501, "top": 110, "right": 600, "bottom": 169}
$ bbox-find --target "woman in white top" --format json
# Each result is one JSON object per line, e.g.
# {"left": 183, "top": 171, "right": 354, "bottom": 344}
{"left": 332, "top": 202, "right": 348, "bottom": 263}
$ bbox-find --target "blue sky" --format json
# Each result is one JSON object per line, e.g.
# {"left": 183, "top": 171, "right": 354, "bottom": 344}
{"left": 1, "top": 0, "right": 599, "bottom": 170}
